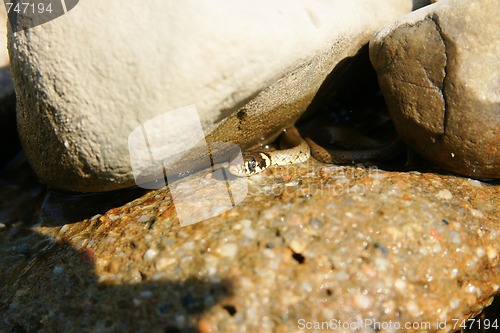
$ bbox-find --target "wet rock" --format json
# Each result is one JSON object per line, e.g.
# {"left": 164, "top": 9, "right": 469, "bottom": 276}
{"left": 1, "top": 160, "right": 498, "bottom": 331}
{"left": 370, "top": 0, "right": 500, "bottom": 179}
{"left": 8, "top": 0, "right": 420, "bottom": 192}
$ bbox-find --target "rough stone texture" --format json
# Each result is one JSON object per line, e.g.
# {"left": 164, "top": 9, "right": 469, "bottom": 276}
{"left": 1, "top": 159, "right": 499, "bottom": 332}
{"left": 370, "top": 0, "right": 500, "bottom": 179}
{"left": 8, "top": 0, "right": 421, "bottom": 192}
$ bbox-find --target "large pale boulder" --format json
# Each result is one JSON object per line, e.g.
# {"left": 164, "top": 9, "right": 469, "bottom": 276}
{"left": 370, "top": 0, "right": 500, "bottom": 179}
{"left": 9, "top": 0, "right": 421, "bottom": 192}
{"left": 0, "top": 8, "right": 13, "bottom": 105}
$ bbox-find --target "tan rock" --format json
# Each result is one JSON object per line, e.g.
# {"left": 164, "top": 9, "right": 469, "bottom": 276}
{"left": 1, "top": 160, "right": 498, "bottom": 331}
{"left": 370, "top": 0, "right": 500, "bottom": 179}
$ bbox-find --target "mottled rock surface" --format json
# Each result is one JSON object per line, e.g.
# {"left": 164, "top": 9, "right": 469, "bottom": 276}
{"left": 370, "top": 0, "right": 500, "bottom": 179}
{"left": 1, "top": 160, "right": 498, "bottom": 332}
{"left": 8, "top": 0, "right": 421, "bottom": 192}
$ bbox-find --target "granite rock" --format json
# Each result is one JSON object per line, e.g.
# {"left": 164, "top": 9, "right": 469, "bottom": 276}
{"left": 370, "top": 0, "right": 500, "bottom": 179}
{"left": 1, "top": 160, "right": 499, "bottom": 332}
{"left": 8, "top": 0, "right": 421, "bottom": 192}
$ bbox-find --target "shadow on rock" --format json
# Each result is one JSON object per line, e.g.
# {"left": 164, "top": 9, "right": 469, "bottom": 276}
{"left": 0, "top": 227, "right": 232, "bottom": 332}
{"left": 0, "top": 156, "right": 150, "bottom": 228}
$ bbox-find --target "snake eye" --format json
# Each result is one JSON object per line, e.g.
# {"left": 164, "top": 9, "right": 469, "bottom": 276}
{"left": 247, "top": 159, "right": 256, "bottom": 172}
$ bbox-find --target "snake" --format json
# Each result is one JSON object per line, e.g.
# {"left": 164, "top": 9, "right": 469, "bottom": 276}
{"left": 228, "top": 109, "right": 404, "bottom": 177}
{"left": 228, "top": 127, "right": 311, "bottom": 176}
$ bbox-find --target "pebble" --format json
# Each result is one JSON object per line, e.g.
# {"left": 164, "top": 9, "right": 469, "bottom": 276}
{"left": 470, "top": 209, "right": 484, "bottom": 218}
{"left": 52, "top": 266, "right": 64, "bottom": 275}
{"left": 289, "top": 240, "right": 305, "bottom": 253}
{"left": 449, "top": 297, "right": 461, "bottom": 310}
{"left": 143, "top": 248, "right": 158, "bottom": 261}
{"left": 436, "top": 189, "right": 453, "bottom": 200}
{"left": 373, "top": 257, "right": 390, "bottom": 272}
{"left": 300, "top": 282, "right": 313, "bottom": 293}
{"left": 108, "top": 214, "right": 120, "bottom": 222}
{"left": 354, "top": 294, "right": 372, "bottom": 309}
{"left": 217, "top": 243, "right": 238, "bottom": 258}
{"left": 155, "top": 257, "right": 176, "bottom": 271}
{"left": 406, "top": 300, "right": 421, "bottom": 317}
{"left": 486, "top": 247, "right": 498, "bottom": 261}
{"left": 242, "top": 226, "right": 256, "bottom": 239}
{"left": 59, "top": 224, "right": 69, "bottom": 234}
{"left": 137, "top": 215, "right": 150, "bottom": 223}
{"left": 468, "top": 179, "right": 483, "bottom": 187}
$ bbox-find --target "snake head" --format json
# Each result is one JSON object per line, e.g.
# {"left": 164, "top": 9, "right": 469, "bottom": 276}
{"left": 228, "top": 152, "right": 271, "bottom": 177}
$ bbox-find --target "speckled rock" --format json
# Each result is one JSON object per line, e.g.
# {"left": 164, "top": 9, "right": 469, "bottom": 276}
{"left": 8, "top": 0, "right": 423, "bottom": 192}
{"left": 370, "top": 0, "right": 500, "bottom": 179}
{"left": 1, "top": 160, "right": 498, "bottom": 332}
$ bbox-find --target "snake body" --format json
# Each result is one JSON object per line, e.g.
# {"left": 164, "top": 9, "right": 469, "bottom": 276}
{"left": 228, "top": 127, "right": 310, "bottom": 176}
{"left": 228, "top": 92, "right": 404, "bottom": 177}
{"left": 228, "top": 126, "right": 403, "bottom": 177}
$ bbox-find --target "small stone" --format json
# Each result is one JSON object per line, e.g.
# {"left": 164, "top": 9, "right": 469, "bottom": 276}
{"left": 197, "top": 318, "right": 214, "bottom": 333}
{"left": 310, "top": 218, "right": 323, "bottom": 229}
{"left": 406, "top": 300, "right": 420, "bottom": 317}
{"left": 59, "top": 224, "right": 69, "bottom": 234}
{"left": 468, "top": 179, "right": 482, "bottom": 187}
{"left": 394, "top": 279, "right": 406, "bottom": 292}
{"left": 217, "top": 243, "right": 238, "bottom": 258}
{"left": 486, "top": 247, "right": 498, "bottom": 261}
{"left": 242, "top": 226, "right": 256, "bottom": 239}
{"left": 354, "top": 294, "right": 372, "bottom": 309}
{"left": 90, "top": 214, "right": 102, "bottom": 221}
{"left": 155, "top": 257, "right": 176, "bottom": 271}
{"left": 108, "top": 214, "right": 120, "bottom": 222}
{"left": 436, "top": 189, "right": 452, "bottom": 200}
{"left": 470, "top": 209, "right": 484, "bottom": 218}
{"left": 137, "top": 215, "right": 150, "bottom": 223}
{"left": 289, "top": 240, "right": 305, "bottom": 253}
{"left": 449, "top": 300, "right": 463, "bottom": 315}
{"left": 52, "top": 266, "right": 64, "bottom": 275}
{"left": 143, "top": 248, "right": 158, "bottom": 261}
